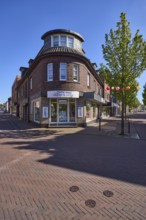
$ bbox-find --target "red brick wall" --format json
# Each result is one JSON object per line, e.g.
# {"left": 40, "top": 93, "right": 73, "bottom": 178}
{"left": 28, "top": 55, "right": 103, "bottom": 97}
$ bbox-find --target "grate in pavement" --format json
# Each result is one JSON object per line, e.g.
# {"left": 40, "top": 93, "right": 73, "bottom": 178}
{"left": 69, "top": 186, "right": 79, "bottom": 192}
{"left": 85, "top": 199, "right": 96, "bottom": 208}
{"left": 103, "top": 190, "right": 114, "bottom": 197}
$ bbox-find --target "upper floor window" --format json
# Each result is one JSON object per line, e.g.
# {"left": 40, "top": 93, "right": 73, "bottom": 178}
{"left": 30, "top": 77, "right": 32, "bottom": 90}
{"left": 94, "top": 80, "right": 96, "bottom": 92}
{"left": 53, "top": 36, "right": 59, "bottom": 47}
{"left": 100, "top": 87, "right": 103, "bottom": 96}
{"left": 52, "top": 35, "right": 74, "bottom": 48}
{"left": 60, "top": 36, "right": 67, "bottom": 46}
{"left": 68, "top": 37, "right": 74, "bottom": 48}
{"left": 47, "top": 63, "right": 53, "bottom": 81}
{"left": 73, "top": 64, "right": 79, "bottom": 81}
{"left": 87, "top": 73, "right": 90, "bottom": 87}
{"left": 60, "top": 63, "right": 67, "bottom": 81}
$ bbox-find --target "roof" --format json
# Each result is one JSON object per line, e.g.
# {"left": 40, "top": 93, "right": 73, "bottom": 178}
{"left": 41, "top": 29, "right": 84, "bottom": 42}
{"left": 36, "top": 46, "right": 85, "bottom": 57}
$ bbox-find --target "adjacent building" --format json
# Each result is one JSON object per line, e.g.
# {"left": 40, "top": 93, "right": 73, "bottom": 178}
{"left": 12, "top": 29, "right": 110, "bottom": 127}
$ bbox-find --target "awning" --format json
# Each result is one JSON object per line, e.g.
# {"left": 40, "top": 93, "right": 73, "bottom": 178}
{"left": 83, "top": 92, "right": 106, "bottom": 104}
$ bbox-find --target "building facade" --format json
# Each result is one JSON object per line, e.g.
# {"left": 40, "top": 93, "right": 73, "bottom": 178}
{"left": 13, "top": 29, "right": 108, "bottom": 127}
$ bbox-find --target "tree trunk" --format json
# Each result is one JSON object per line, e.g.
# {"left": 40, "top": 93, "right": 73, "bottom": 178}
{"left": 121, "top": 91, "right": 125, "bottom": 135}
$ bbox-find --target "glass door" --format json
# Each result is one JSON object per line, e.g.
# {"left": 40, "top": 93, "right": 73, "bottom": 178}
{"left": 59, "top": 100, "right": 67, "bottom": 122}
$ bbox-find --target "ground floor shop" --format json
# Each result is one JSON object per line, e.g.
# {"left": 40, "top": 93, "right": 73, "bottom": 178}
{"left": 18, "top": 91, "right": 106, "bottom": 127}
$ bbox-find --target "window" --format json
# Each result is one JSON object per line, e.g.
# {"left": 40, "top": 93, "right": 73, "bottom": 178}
{"left": 47, "top": 63, "right": 53, "bottom": 81}
{"left": 60, "top": 63, "right": 67, "bottom": 80}
{"left": 53, "top": 36, "right": 59, "bottom": 47}
{"left": 73, "top": 64, "right": 79, "bottom": 81}
{"left": 69, "top": 99, "right": 75, "bottom": 122}
{"left": 51, "top": 35, "right": 74, "bottom": 48}
{"left": 60, "top": 36, "right": 67, "bottom": 46}
{"left": 68, "top": 37, "right": 73, "bottom": 48}
{"left": 100, "top": 87, "right": 103, "bottom": 96}
{"left": 87, "top": 73, "right": 90, "bottom": 87}
{"left": 34, "top": 101, "right": 40, "bottom": 122}
{"left": 30, "top": 77, "right": 32, "bottom": 90}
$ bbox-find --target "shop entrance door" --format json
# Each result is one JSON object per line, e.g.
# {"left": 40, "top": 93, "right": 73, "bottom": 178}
{"left": 59, "top": 100, "right": 68, "bottom": 122}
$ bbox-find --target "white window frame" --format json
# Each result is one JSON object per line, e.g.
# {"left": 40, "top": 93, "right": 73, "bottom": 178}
{"left": 60, "top": 63, "right": 67, "bottom": 81}
{"left": 53, "top": 36, "right": 59, "bottom": 47}
{"left": 68, "top": 36, "right": 74, "bottom": 48}
{"left": 60, "top": 35, "right": 67, "bottom": 46}
{"left": 47, "top": 63, "right": 53, "bottom": 81}
{"left": 73, "top": 64, "right": 79, "bottom": 81}
{"left": 51, "top": 35, "right": 74, "bottom": 48}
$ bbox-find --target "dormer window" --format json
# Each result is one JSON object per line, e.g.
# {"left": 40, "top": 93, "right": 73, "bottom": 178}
{"left": 68, "top": 37, "right": 73, "bottom": 48}
{"left": 52, "top": 35, "right": 74, "bottom": 48}
{"left": 60, "top": 36, "right": 67, "bottom": 46}
{"left": 53, "top": 36, "right": 59, "bottom": 47}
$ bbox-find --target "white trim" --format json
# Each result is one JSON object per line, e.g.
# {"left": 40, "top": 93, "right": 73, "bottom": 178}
{"left": 51, "top": 34, "right": 74, "bottom": 48}
{"left": 49, "top": 98, "right": 76, "bottom": 124}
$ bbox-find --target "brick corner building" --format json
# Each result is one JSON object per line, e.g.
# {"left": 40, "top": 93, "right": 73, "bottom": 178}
{"left": 12, "top": 29, "right": 109, "bottom": 127}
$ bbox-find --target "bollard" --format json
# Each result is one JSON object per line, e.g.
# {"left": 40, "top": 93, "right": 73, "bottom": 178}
{"left": 127, "top": 117, "right": 130, "bottom": 133}
{"left": 99, "top": 118, "right": 101, "bottom": 131}
{"left": 128, "top": 121, "right": 130, "bottom": 133}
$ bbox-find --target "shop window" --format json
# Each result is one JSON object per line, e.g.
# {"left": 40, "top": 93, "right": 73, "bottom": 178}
{"left": 34, "top": 101, "right": 40, "bottom": 122}
{"left": 47, "top": 63, "right": 53, "bottom": 81}
{"left": 86, "top": 102, "right": 91, "bottom": 118}
{"left": 51, "top": 99, "right": 57, "bottom": 122}
{"left": 69, "top": 99, "right": 75, "bottom": 122}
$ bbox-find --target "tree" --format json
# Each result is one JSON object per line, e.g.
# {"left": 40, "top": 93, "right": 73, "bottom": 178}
{"left": 142, "top": 84, "right": 146, "bottom": 106}
{"left": 101, "top": 12, "right": 146, "bottom": 135}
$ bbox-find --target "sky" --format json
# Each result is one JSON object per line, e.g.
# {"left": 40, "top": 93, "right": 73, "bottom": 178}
{"left": 0, "top": 0, "right": 146, "bottom": 104}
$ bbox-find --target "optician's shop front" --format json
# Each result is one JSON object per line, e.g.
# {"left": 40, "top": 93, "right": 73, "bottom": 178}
{"left": 47, "top": 90, "right": 80, "bottom": 126}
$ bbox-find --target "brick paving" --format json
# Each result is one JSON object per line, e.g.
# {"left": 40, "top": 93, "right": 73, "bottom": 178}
{"left": 0, "top": 113, "right": 146, "bottom": 220}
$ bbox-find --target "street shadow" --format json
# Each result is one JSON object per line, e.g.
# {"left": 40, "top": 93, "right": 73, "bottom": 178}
{"left": 5, "top": 131, "right": 146, "bottom": 187}
{"left": 0, "top": 113, "right": 40, "bottom": 131}
{"left": 1, "top": 112, "right": 146, "bottom": 186}
{"left": 129, "top": 112, "right": 146, "bottom": 120}
{"left": 0, "top": 113, "right": 59, "bottom": 138}
{"left": 0, "top": 129, "right": 57, "bottom": 139}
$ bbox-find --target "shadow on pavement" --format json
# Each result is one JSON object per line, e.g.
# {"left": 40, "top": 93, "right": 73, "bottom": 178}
{"left": 5, "top": 132, "right": 146, "bottom": 187}
{"left": 1, "top": 112, "right": 146, "bottom": 186}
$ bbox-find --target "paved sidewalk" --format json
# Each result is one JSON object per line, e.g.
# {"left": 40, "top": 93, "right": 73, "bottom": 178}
{"left": 9, "top": 114, "right": 139, "bottom": 139}
{"left": 0, "top": 113, "right": 145, "bottom": 220}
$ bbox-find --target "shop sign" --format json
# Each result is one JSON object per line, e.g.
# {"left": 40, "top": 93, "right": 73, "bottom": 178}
{"left": 47, "top": 91, "right": 79, "bottom": 98}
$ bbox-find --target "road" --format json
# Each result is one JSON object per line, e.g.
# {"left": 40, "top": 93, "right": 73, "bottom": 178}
{"left": 129, "top": 111, "right": 146, "bottom": 139}
{"left": 0, "top": 112, "right": 146, "bottom": 220}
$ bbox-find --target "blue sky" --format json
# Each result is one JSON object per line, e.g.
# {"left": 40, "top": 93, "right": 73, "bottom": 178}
{"left": 0, "top": 0, "right": 146, "bottom": 103}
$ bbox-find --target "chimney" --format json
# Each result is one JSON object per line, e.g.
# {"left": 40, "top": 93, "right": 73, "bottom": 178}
{"left": 28, "top": 59, "right": 34, "bottom": 67}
